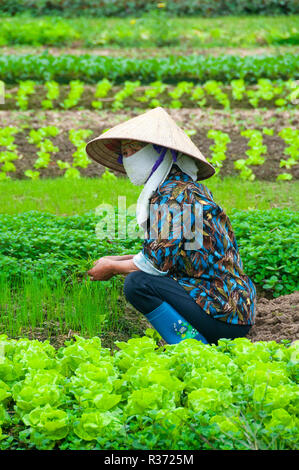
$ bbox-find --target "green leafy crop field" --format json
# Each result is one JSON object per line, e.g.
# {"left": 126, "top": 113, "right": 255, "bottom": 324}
{"left": 1, "top": 10, "right": 298, "bottom": 451}
{"left": 0, "top": 334, "right": 298, "bottom": 450}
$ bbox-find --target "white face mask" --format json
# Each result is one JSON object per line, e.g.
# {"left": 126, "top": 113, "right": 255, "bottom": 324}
{"left": 122, "top": 143, "right": 160, "bottom": 186}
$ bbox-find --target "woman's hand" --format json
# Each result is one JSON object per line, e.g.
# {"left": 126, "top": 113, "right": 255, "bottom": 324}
{"left": 92, "top": 255, "right": 134, "bottom": 266}
{"left": 87, "top": 256, "right": 140, "bottom": 281}
{"left": 87, "top": 258, "right": 116, "bottom": 281}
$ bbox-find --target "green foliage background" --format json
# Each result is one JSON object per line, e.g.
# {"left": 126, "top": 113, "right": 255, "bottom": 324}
{"left": 0, "top": 208, "right": 298, "bottom": 297}
{"left": 1, "top": 0, "right": 298, "bottom": 17}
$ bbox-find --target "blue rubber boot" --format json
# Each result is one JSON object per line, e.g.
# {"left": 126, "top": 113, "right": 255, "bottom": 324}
{"left": 145, "top": 301, "right": 208, "bottom": 344}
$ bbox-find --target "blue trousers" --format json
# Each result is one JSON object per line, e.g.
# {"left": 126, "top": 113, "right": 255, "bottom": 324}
{"left": 123, "top": 270, "right": 252, "bottom": 345}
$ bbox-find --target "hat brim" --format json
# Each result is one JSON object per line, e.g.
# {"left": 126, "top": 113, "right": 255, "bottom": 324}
{"left": 86, "top": 137, "right": 215, "bottom": 181}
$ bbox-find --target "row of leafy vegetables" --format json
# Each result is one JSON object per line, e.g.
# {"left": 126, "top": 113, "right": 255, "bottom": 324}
{"left": 1, "top": 209, "right": 298, "bottom": 297}
{"left": 1, "top": 53, "right": 299, "bottom": 84}
{"left": 0, "top": 333, "right": 298, "bottom": 450}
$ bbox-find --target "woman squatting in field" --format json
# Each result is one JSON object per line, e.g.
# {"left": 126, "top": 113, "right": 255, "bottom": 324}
{"left": 86, "top": 107, "right": 256, "bottom": 345}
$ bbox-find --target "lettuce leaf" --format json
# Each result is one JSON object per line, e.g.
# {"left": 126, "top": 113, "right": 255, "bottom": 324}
{"left": 22, "top": 404, "right": 69, "bottom": 440}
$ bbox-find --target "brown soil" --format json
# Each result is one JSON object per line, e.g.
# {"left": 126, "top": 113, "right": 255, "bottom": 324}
{"left": 1, "top": 108, "right": 298, "bottom": 133}
{"left": 3, "top": 120, "right": 299, "bottom": 181}
{"left": 3, "top": 84, "right": 297, "bottom": 111}
{"left": 247, "top": 291, "right": 299, "bottom": 344}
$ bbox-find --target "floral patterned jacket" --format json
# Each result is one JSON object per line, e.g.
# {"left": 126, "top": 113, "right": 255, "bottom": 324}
{"left": 133, "top": 164, "right": 257, "bottom": 325}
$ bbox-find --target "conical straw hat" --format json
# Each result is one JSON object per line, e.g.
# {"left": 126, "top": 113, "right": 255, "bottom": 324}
{"left": 85, "top": 107, "right": 215, "bottom": 181}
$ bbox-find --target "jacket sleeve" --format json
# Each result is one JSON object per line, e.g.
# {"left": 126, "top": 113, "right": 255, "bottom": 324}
{"left": 132, "top": 251, "right": 169, "bottom": 276}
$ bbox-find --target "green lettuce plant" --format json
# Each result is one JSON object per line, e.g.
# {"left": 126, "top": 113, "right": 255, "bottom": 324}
{"left": 0, "top": 333, "right": 298, "bottom": 450}
{"left": 207, "top": 130, "right": 231, "bottom": 175}
{"left": 27, "top": 126, "right": 60, "bottom": 170}
{"left": 137, "top": 80, "right": 167, "bottom": 108}
{"left": 203, "top": 80, "right": 230, "bottom": 110}
{"left": 246, "top": 78, "right": 284, "bottom": 108}
{"left": 42, "top": 81, "right": 60, "bottom": 110}
{"left": 231, "top": 79, "right": 246, "bottom": 101}
{"left": 15, "top": 80, "right": 35, "bottom": 111}
{"left": 69, "top": 129, "right": 93, "bottom": 169}
{"left": 62, "top": 80, "right": 85, "bottom": 109}
{"left": 0, "top": 127, "right": 21, "bottom": 179}
{"left": 168, "top": 81, "right": 194, "bottom": 109}
{"left": 234, "top": 129, "right": 269, "bottom": 181}
{"left": 92, "top": 78, "right": 113, "bottom": 109}
{"left": 278, "top": 127, "right": 299, "bottom": 168}
{"left": 3, "top": 78, "right": 299, "bottom": 111}
{"left": 112, "top": 80, "right": 141, "bottom": 111}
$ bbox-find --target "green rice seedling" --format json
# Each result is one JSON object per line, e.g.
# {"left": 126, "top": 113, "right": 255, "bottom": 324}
{"left": 0, "top": 276, "right": 12, "bottom": 333}
{"left": 0, "top": 275, "right": 123, "bottom": 339}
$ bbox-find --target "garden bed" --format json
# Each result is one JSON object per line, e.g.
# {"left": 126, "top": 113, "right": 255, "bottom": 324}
{"left": 3, "top": 125, "right": 298, "bottom": 181}
{"left": 1, "top": 10, "right": 298, "bottom": 451}
{"left": 2, "top": 80, "right": 298, "bottom": 112}
{"left": 5, "top": 289, "right": 299, "bottom": 351}
{"left": 1, "top": 53, "right": 298, "bottom": 84}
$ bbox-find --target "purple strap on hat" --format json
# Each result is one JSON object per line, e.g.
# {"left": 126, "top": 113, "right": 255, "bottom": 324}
{"left": 117, "top": 144, "right": 178, "bottom": 181}
{"left": 145, "top": 144, "right": 178, "bottom": 182}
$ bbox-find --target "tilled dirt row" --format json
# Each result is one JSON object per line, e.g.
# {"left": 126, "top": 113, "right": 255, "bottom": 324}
{"left": 2, "top": 83, "right": 297, "bottom": 111}
{"left": 1, "top": 108, "right": 297, "bottom": 132}
{"left": 247, "top": 291, "right": 299, "bottom": 343}
{"left": 2, "top": 120, "right": 298, "bottom": 181}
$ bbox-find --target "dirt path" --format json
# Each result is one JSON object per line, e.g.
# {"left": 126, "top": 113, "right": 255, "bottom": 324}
{"left": 1, "top": 108, "right": 297, "bottom": 133}
{"left": 1, "top": 45, "right": 298, "bottom": 58}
